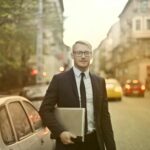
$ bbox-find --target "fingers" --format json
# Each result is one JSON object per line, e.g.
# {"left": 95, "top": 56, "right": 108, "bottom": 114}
{"left": 60, "top": 131, "right": 77, "bottom": 145}
{"left": 70, "top": 133, "right": 76, "bottom": 139}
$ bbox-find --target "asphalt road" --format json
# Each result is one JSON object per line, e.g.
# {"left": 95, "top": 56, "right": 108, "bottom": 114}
{"left": 109, "top": 95, "right": 150, "bottom": 150}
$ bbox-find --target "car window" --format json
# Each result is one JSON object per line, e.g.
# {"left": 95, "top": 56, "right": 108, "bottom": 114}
{"left": 0, "top": 107, "right": 15, "bottom": 145}
{"left": 127, "top": 81, "right": 141, "bottom": 86}
{"left": 23, "top": 101, "right": 42, "bottom": 130}
{"left": 131, "top": 82, "right": 141, "bottom": 86}
{"left": 8, "top": 102, "right": 32, "bottom": 140}
{"left": 106, "top": 79, "right": 120, "bottom": 86}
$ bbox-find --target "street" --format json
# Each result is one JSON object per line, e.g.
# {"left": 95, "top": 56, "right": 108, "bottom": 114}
{"left": 109, "top": 96, "right": 150, "bottom": 150}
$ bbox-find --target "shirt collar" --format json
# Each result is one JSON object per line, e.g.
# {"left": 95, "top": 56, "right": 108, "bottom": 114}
{"left": 73, "top": 66, "right": 90, "bottom": 79}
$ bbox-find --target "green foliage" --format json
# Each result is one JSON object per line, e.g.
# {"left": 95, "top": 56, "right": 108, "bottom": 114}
{"left": 0, "top": 0, "right": 38, "bottom": 90}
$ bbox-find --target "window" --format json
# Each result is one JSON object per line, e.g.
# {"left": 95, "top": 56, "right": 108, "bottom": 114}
{"left": 140, "top": 0, "right": 148, "bottom": 12}
{"left": 135, "top": 19, "right": 141, "bottom": 30}
{"left": 146, "top": 19, "right": 150, "bottom": 30}
{"left": 23, "top": 101, "right": 42, "bottom": 130}
{"left": 8, "top": 102, "right": 32, "bottom": 140}
{"left": 0, "top": 107, "right": 15, "bottom": 144}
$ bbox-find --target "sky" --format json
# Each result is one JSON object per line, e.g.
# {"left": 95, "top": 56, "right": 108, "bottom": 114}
{"left": 63, "top": 0, "right": 128, "bottom": 49}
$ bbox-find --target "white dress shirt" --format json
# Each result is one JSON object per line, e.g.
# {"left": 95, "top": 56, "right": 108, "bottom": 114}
{"left": 73, "top": 66, "right": 95, "bottom": 132}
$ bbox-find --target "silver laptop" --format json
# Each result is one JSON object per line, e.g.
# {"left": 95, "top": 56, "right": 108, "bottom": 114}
{"left": 54, "top": 107, "right": 85, "bottom": 141}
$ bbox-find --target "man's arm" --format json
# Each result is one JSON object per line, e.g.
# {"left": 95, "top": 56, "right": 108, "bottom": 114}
{"left": 39, "top": 75, "right": 77, "bottom": 144}
{"left": 101, "top": 78, "right": 116, "bottom": 150}
{"left": 39, "top": 75, "right": 65, "bottom": 138}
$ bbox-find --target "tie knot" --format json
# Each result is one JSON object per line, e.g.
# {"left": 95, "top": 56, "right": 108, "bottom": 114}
{"left": 81, "top": 72, "right": 85, "bottom": 78}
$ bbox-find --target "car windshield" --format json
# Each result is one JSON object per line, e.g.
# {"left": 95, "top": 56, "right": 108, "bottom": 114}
{"left": 106, "top": 79, "right": 120, "bottom": 86}
{"left": 126, "top": 80, "right": 141, "bottom": 86}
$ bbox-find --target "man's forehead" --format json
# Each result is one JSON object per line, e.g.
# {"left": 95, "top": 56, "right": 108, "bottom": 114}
{"left": 74, "top": 43, "right": 91, "bottom": 50}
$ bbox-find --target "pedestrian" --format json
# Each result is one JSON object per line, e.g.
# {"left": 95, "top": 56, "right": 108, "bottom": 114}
{"left": 39, "top": 40, "right": 116, "bottom": 150}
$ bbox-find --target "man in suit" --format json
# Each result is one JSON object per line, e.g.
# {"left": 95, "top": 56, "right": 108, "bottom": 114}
{"left": 39, "top": 40, "right": 116, "bottom": 150}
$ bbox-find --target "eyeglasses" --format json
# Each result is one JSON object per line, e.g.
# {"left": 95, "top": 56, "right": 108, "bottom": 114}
{"left": 73, "top": 51, "right": 92, "bottom": 57}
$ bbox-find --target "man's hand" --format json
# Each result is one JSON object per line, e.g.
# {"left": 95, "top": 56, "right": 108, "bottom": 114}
{"left": 60, "top": 131, "right": 77, "bottom": 145}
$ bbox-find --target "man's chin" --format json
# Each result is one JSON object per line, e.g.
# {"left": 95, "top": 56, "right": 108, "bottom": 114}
{"left": 79, "top": 64, "right": 88, "bottom": 68}
{"left": 78, "top": 65, "right": 88, "bottom": 71}
{"left": 80, "top": 62, "right": 88, "bottom": 66}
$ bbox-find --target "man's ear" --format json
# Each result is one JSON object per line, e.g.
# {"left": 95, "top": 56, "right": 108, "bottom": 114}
{"left": 90, "top": 57, "right": 93, "bottom": 64}
{"left": 90, "top": 53, "right": 93, "bottom": 59}
{"left": 71, "top": 53, "right": 74, "bottom": 59}
{"left": 90, "top": 53, "right": 93, "bottom": 64}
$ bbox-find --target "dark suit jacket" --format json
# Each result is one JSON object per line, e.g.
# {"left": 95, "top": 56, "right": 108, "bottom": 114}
{"left": 39, "top": 68, "right": 116, "bottom": 150}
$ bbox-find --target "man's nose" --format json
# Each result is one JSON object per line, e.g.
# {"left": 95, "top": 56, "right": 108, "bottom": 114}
{"left": 81, "top": 52, "right": 86, "bottom": 58}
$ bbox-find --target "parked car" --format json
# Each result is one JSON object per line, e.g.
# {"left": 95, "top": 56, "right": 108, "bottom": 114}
{"left": 19, "top": 84, "right": 48, "bottom": 110}
{"left": 0, "top": 95, "right": 55, "bottom": 150}
{"left": 105, "top": 78, "right": 123, "bottom": 101}
{"left": 123, "top": 79, "right": 145, "bottom": 97}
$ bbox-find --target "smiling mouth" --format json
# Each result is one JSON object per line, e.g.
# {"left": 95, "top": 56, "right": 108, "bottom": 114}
{"left": 80, "top": 61, "right": 87, "bottom": 63}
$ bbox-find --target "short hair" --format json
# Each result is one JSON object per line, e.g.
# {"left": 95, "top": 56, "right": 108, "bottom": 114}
{"left": 72, "top": 40, "right": 92, "bottom": 51}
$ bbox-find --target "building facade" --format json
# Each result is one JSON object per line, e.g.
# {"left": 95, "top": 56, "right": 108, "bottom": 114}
{"left": 115, "top": 0, "right": 150, "bottom": 84}
{"left": 28, "top": 0, "right": 71, "bottom": 83}
{"left": 93, "top": 0, "right": 150, "bottom": 85}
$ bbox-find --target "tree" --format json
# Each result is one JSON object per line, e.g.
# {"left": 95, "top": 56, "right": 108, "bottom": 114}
{"left": 0, "top": 0, "right": 38, "bottom": 90}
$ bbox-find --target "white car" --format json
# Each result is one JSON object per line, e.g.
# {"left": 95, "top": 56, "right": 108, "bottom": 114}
{"left": 0, "top": 95, "right": 55, "bottom": 150}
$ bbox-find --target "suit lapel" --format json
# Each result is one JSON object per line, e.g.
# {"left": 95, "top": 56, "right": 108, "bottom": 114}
{"left": 90, "top": 73, "right": 104, "bottom": 126}
{"left": 90, "top": 73, "right": 98, "bottom": 105}
{"left": 68, "top": 68, "right": 80, "bottom": 106}
{"left": 68, "top": 69, "right": 101, "bottom": 108}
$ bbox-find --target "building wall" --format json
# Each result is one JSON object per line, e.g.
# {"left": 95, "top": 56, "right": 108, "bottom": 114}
{"left": 43, "top": 0, "right": 65, "bottom": 81}
{"left": 28, "top": 0, "right": 69, "bottom": 83}
{"left": 114, "top": 0, "right": 150, "bottom": 84}
{"left": 93, "top": 0, "right": 150, "bottom": 84}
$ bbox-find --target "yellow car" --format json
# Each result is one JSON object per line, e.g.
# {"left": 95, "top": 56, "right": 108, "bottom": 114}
{"left": 105, "top": 78, "right": 123, "bottom": 101}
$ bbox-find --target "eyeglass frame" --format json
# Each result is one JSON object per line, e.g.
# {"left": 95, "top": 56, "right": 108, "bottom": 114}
{"left": 73, "top": 51, "right": 92, "bottom": 57}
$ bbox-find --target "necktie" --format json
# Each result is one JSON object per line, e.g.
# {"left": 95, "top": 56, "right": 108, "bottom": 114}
{"left": 80, "top": 72, "right": 88, "bottom": 133}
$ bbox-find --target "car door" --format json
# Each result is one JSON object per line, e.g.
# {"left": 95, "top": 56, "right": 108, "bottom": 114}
{"left": 23, "top": 101, "right": 55, "bottom": 150}
{"left": 8, "top": 101, "right": 42, "bottom": 150}
{"left": 0, "top": 106, "right": 19, "bottom": 150}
